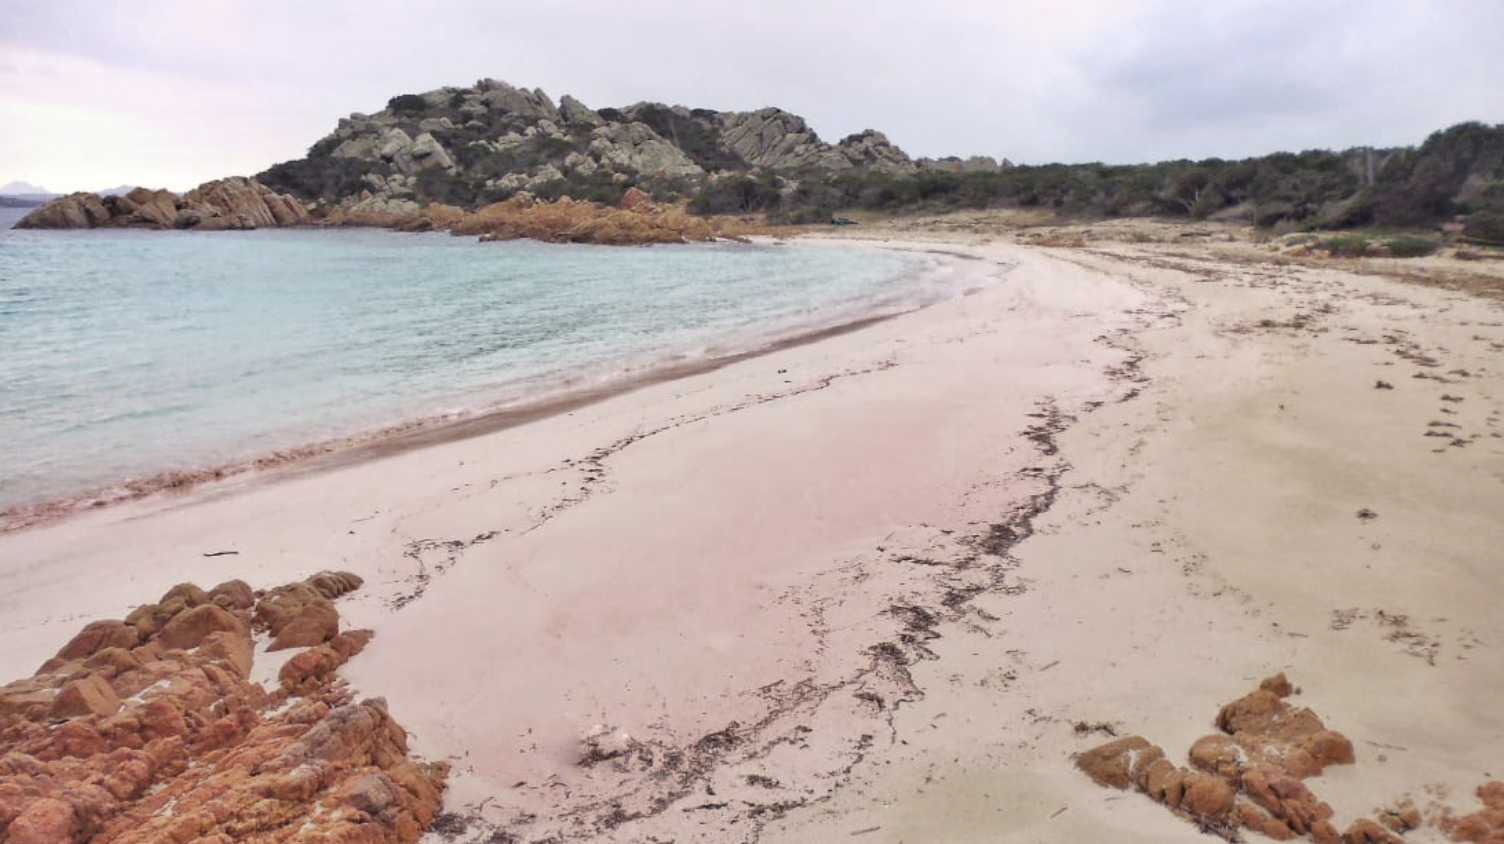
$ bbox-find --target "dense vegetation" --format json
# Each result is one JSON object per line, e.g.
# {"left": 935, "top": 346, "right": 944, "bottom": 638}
{"left": 760, "top": 122, "right": 1504, "bottom": 240}
{"left": 258, "top": 99, "right": 1504, "bottom": 242}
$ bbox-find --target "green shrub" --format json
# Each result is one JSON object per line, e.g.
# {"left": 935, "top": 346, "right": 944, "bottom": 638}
{"left": 1318, "top": 235, "right": 1372, "bottom": 257}
{"left": 1383, "top": 236, "right": 1440, "bottom": 258}
{"left": 387, "top": 94, "right": 428, "bottom": 115}
{"left": 1465, "top": 210, "right": 1504, "bottom": 243}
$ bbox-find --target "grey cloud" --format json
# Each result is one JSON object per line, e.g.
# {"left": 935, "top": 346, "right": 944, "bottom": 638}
{"left": 2, "top": 0, "right": 1503, "bottom": 190}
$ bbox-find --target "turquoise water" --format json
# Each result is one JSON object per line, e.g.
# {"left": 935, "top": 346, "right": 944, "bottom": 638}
{"left": 0, "top": 208, "right": 992, "bottom": 511}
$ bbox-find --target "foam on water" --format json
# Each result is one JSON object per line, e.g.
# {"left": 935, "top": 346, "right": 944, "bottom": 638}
{"left": 0, "top": 208, "right": 999, "bottom": 511}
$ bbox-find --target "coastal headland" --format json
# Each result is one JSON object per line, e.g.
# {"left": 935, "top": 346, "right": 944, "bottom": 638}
{"left": 2, "top": 218, "right": 1502, "bottom": 844}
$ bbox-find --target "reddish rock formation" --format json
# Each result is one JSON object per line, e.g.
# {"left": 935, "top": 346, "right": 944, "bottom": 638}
{"left": 1076, "top": 674, "right": 1352, "bottom": 842}
{"left": 13, "top": 178, "right": 310, "bottom": 231}
{"left": 0, "top": 571, "right": 445, "bottom": 844}
{"left": 317, "top": 186, "right": 785, "bottom": 245}
{"left": 1445, "top": 782, "right": 1504, "bottom": 844}
{"left": 253, "top": 571, "right": 361, "bottom": 651}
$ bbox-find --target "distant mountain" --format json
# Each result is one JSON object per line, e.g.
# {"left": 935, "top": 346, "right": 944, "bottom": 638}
{"left": 0, "top": 180, "right": 59, "bottom": 206}
{"left": 0, "top": 180, "right": 53, "bottom": 196}
{"left": 1, "top": 181, "right": 142, "bottom": 202}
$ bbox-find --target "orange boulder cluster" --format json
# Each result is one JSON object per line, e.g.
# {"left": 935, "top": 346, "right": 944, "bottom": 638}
{"left": 1077, "top": 674, "right": 1373, "bottom": 843}
{"left": 1442, "top": 782, "right": 1504, "bottom": 844}
{"left": 324, "top": 187, "right": 787, "bottom": 245}
{"left": 0, "top": 571, "right": 447, "bottom": 844}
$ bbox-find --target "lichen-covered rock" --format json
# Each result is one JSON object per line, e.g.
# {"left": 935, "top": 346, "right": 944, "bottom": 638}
{"left": 719, "top": 108, "right": 854, "bottom": 171}
{"left": 835, "top": 129, "right": 915, "bottom": 174}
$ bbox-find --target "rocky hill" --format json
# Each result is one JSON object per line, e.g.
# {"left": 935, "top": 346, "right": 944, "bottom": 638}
{"left": 255, "top": 79, "right": 995, "bottom": 215}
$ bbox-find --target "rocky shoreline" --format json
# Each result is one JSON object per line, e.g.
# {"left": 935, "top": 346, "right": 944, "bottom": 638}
{"left": 13, "top": 178, "right": 783, "bottom": 245}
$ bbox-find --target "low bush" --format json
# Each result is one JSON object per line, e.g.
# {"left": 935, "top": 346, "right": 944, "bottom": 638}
{"left": 1383, "top": 236, "right": 1440, "bottom": 258}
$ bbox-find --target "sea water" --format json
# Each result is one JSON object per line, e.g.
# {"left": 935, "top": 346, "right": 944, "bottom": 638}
{"left": 0, "top": 207, "right": 993, "bottom": 511}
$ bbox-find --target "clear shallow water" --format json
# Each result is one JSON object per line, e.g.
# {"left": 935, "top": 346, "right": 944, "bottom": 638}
{"left": 0, "top": 207, "right": 991, "bottom": 510}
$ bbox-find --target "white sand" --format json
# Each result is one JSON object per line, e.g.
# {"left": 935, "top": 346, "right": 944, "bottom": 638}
{"left": 3, "top": 225, "right": 1500, "bottom": 843}
{"left": 762, "top": 223, "right": 1504, "bottom": 843}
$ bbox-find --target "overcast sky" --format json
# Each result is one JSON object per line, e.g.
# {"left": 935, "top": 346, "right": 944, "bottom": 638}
{"left": 2, "top": 0, "right": 1502, "bottom": 193}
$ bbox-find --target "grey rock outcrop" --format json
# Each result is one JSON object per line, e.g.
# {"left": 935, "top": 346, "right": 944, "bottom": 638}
{"left": 255, "top": 78, "right": 929, "bottom": 207}
{"left": 918, "top": 155, "right": 1009, "bottom": 174}
{"left": 719, "top": 108, "right": 854, "bottom": 171}
{"left": 835, "top": 130, "right": 916, "bottom": 174}
{"left": 559, "top": 94, "right": 602, "bottom": 128}
{"left": 589, "top": 123, "right": 702, "bottom": 178}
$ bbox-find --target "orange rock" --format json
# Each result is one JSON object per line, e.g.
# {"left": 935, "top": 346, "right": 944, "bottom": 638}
{"left": 1075, "top": 735, "right": 1155, "bottom": 790}
{"left": 1189, "top": 733, "right": 1244, "bottom": 779}
{"left": 53, "top": 620, "right": 140, "bottom": 662}
{"left": 49, "top": 720, "right": 110, "bottom": 760}
{"left": 1161, "top": 766, "right": 1188, "bottom": 809}
{"left": 1129, "top": 743, "right": 1166, "bottom": 790}
{"left": 206, "top": 580, "right": 256, "bottom": 611}
{"left": 279, "top": 630, "right": 373, "bottom": 693}
{"left": 1181, "top": 771, "right": 1236, "bottom": 818}
{"left": 1311, "top": 819, "right": 1340, "bottom": 844}
{"left": 304, "top": 571, "right": 364, "bottom": 601}
{"left": 5, "top": 796, "right": 80, "bottom": 844}
{"left": 1144, "top": 758, "right": 1179, "bottom": 802}
{"left": 1303, "top": 729, "right": 1355, "bottom": 768}
{"left": 1216, "top": 689, "right": 1285, "bottom": 734}
{"left": 158, "top": 605, "right": 248, "bottom": 651}
{"left": 50, "top": 674, "right": 121, "bottom": 719}
{"left": 1480, "top": 781, "right": 1504, "bottom": 810}
{"left": 256, "top": 582, "right": 341, "bottom": 650}
{"left": 1448, "top": 781, "right": 1504, "bottom": 843}
{"left": 269, "top": 603, "right": 339, "bottom": 651}
{"left": 83, "top": 647, "right": 144, "bottom": 678}
{"left": 1237, "top": 799, "right": 1295, "bottom": 840}
{"left": 1259, "top": 673, "right": 1295, "bottom": 697}
{"left": 1344, "top": 817, "right": 1404, "bottom": 844}
{"left": 195, "top": 631, "right": 253, "bottom": 680}
{"left": 0, "top": 573, "right": 443, "bottom": 844}
{"left": 160, "top": 583, "right": 210, "bottom": 608}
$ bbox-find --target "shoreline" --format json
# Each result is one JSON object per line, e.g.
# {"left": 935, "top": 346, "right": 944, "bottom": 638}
{"left": 0, "top": 232, "right": 1159, "bottom": 842}
{"left": 0, "top": 239, "right": 999, "bottom": 535}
